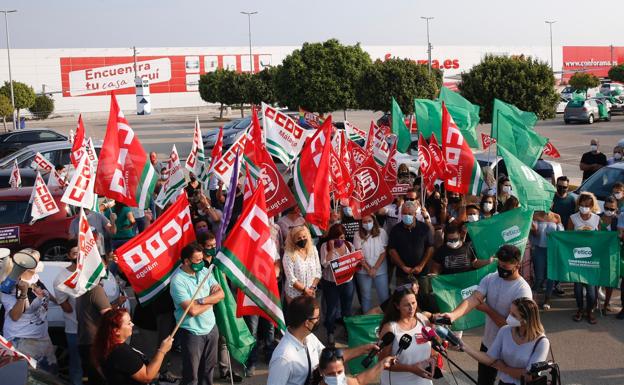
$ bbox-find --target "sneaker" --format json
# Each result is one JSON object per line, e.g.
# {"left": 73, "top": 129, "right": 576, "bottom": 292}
{"left": 542, "top": 303, "right": 551, "bottom": 311}
{"left": 221, "top": 371, "right": 243, "bottom": 383}
{"left": 245, "top": 366, "right": 256, "bottom": 378}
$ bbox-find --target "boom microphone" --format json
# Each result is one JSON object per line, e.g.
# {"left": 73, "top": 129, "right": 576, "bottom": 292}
{"left": 435, "top": 326, "right": 462, "bottom": 348}
{"left": 422, "top": 327, "right": 445, "bottom": 352}
{"left": 361, "top": 332, "right": 395, "bottom": 368}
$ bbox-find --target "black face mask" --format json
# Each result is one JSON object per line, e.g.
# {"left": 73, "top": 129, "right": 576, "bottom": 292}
{"left": 449, "top": 196, "right": 461, "bottom": 204}
{"left": 295, "top": 239, "right": 308, "bottom": 249}
{"left": 497, "top": 266, "right": 515, "bottom": 279}
{"left": 556, "top": 186, "right": 567, "bottom": 195}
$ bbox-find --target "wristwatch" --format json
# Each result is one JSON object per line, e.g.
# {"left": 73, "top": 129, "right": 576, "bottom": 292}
{"left": 196, "top": 297, "right": 205, "bottom": 305}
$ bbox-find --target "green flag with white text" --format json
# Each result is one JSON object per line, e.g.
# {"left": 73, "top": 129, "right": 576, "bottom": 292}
{"left": 431, "top": 263, "right": 497, "bottom": 331}
{"left": 498, "top": 144, "right": 555, "bottom": 212}
{"left": 547, "top": 231, "right": 621, "bottom": 287}
{"left": 414, "top": 99, "right": 442, "bottom": 142}
{"left": 492, "top": 99, "right": 547, "bottom": 168}
{"left": 391, "top": 97, "right": 411, "bottom": 153}
{"left": 439, "top": 87, "right": 480, "bottom": 148}
{"left": 344, "top": 314, "right": 384, "bottom": 374}
{"left": 466, "top": 208, "right": 534, "bottom": 260}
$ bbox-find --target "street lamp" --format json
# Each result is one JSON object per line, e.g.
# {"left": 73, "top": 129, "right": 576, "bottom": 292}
{"left": 421, "top": 17, "right": 434, "bottom": 75}
{"left": 240, "top": 11, "right": 258, "bottom": 73}
{"left": 1, "top": 10, "right": 16, "bottom": 130}
{"left": 545, "top": 20, "right": 556, "bottom": 70}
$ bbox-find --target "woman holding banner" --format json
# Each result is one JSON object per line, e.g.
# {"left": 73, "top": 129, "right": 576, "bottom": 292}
{"left": 567, "top": 192, "right": 600, "bottom": 324}
{"left": 530, "top": 211, "right": 563, "bottom": 310}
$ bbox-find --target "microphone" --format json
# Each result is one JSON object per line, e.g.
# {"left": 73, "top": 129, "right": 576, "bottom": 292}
{"left": 361, "top": 332, "right": 395, "bottom": 368}
{"left": 435, "top": 326, "right": 462, "bottom": 348}
{"left": 395, "top": 334, "right": 412, "bottom": 360}
{"left": 422, "top": 326, "right": 445, "bottom": 352}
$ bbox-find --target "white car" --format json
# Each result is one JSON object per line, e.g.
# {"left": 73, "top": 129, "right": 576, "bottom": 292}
{"left": 473, "top": 151, "right": 562, "bottom": 185}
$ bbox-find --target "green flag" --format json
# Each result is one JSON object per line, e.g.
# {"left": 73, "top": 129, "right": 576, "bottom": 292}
{"left": 498, "top": 144, "right": 555, "bottom": 212}
{"left": 391, "top": 97, "right": 411, "bottom": 153}
{"left": 466, "top": 208, "right": 534, "bottom": 260}
{"left": 492, "top": 99, "right": 546, "bottom": 168}
{"left": 547, "top": 231, "right": 621, "bottom": 287}
{"left": 212, "top": 265, "right": 256, "bottom": 365}
{"left": 344, "top": 314, "right": 383, "bottom": 374}
{"left": 438, "top": 87, "right": 480, "bottom": 148}
{"left": 414, "top": 99, "right": 442, "bottom": 142}
{"left": 431, "top": 263, "right": 497, "bottom": 331}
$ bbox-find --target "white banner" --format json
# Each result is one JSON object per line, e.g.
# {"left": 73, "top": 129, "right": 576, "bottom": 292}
{"left": 31, "top": 172, "right": 60, "bottom": 223}
{"left": 31, "top": 152, "right": 55, "bottom": 173}
{"left": 62, "top": 153, "right": 96, "bottom": 209}
{"left": 156, "top": 145, "right": 186, "bottom": 208}
{"left": 9, "top": 159, "right": 21, "bottom": 188}
{"left": 47, "top": 169, "right": 68, "bottom": 189}
{"left": 185, "top": 116, "right": 209, "bottom": 185}
{"left": 212, "top": 131, "right": 249, "bottom": 184}
{"left": 262, "top": 102, "right": 309, "bottom": 165}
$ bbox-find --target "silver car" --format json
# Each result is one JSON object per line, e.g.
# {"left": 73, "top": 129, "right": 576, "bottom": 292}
{"left": 0, "top": 140, "right": 103, "bottom": 169}
{"left": 563, "top": 99, "right": 610, "bottom": 124}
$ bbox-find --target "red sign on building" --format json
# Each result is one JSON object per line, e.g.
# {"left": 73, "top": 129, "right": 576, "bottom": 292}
{"left": 562, "top": 46, "right": 624, "bottom": 80}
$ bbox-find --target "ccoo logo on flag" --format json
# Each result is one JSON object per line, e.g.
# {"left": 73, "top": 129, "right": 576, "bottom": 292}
{"left": 573, "top": 247, "right": 592, "bottom": 259}
{"left": 461, "top": 285, "right": 479, "bottom": 300}
{"left": 501, "top": 226, "right": 521, "bottom": 242}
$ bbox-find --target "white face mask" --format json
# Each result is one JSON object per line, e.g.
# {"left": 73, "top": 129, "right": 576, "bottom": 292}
{"left": 615, "top": 153, "right": 623, "bottom": 160}
{"left": 502, "top": 185, "right": 512, "bottom": 194}
{"left": 467, "top": 214, "right": 479, "bottom": 222}
{"left": 615, "top": 192, "right": 623, "bottom": 200}
{"left": 446, "top": 240, "right": 462, "bottom": 249}
{"left": 324, "top": 372, "right": 347, "bottom": 385}
{"left": 362, "top": 222, "right": 374, "bottom": 232}
{"left": 604, "top": 209, "right": 616, "bottom": 217}
{"left": 590, "top": 145, "right": 598, "bottom": 152}
{"left": 483, "top": 202, "right": 493, "bottom": 213}
{"left": 506, "top": 314, "right": 522, "bottom": 327}
{"left": 579, "top": 206, "right": 591, "bottom": 215}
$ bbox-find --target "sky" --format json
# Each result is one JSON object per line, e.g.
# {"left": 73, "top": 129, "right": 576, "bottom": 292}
{"left": 3, "top": 0, "right": 624, "bottom": 49}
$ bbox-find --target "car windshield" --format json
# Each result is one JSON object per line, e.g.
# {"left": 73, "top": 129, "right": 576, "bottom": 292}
{"left": 222, "top": 119, "right": 242, "bottom": 129}
{"left": 562, "top": 87, "right": 574, "bottom": 93}
{"left": 578, "top": 166, "right": 624, "bottom": 201}
{"left": 0, "top": 201, "right": 30, "bottom": 225}
{"left": 234, "top": 117, "right": 252, "bottom": 129}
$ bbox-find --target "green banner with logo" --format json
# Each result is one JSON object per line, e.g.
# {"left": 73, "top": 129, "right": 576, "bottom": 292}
{"left": 431, "top": 263, "right": 497, "bottom": 331}
{"left": 547, "top": 231, "right": 621, "bottom": 287}
{"left": 344, "top": 314, "right": 383, "bottom": 374}
{"left": 466, "top": 208, "right": 533, "bottom": 260}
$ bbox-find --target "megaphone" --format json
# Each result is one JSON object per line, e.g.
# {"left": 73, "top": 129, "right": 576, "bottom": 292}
{"left": 0, "top": 250, "right": 38, "bottom": 294}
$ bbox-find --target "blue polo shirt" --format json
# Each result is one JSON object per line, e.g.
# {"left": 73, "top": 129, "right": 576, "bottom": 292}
{"left": 170, "top": 266, "right": 218, "bottom": 335}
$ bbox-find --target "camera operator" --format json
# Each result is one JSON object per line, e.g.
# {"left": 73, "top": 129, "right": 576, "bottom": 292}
{"left": 459, "top": 298, "right": 550, "bottom": 385}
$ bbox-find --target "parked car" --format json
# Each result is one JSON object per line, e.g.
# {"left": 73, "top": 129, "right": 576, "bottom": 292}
{"left": 0, "top": 140, "right": 102, "bottom": 169}
{"left": 563, "top": 99, "right": 610, "bottom": 124}
{"left": 571, "top": 162, "right": 624, "bottom": 211}
{"left": 0, "top": 129, "right": 67, "bottom": 159}
{"left": 0, "top": 168, "right": 37, "bottom": 188}
{"left": 203, "top": 117, "right": 255, "bottom": 151}
{"left": 556, "top": 97, "right": 568, "bottom": 114}
{"left": 473, "top": 152, "right": 563, "bottom": 185}
{"left": 599, "top": 82, "right": 624, "bottom": 97}
{"left": 0, "top": 186, "right": 76, "bottom": 261}
{"left": 376, "top": 113, "right": 417, "bottom": 131}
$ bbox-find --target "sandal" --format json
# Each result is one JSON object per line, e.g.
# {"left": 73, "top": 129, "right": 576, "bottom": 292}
{"left": 573, "top": 309, "right": 583, "bottom": 322}
{"left": 587, "top": 310, "right": 597, "bottom": 325}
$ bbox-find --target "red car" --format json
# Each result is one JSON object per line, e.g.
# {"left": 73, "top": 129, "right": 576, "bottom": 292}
{"left": 0, "top": 187, "right": 76, "bottom": 261}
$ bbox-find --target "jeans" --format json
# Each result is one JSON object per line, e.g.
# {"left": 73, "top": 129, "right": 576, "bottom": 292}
{"left": 574, "top": 283, "right": 596, "bottom": 310}
{"left": 355, "top": 272, "right": 389, "bottom": 313}
{"left": 532, "top": 246, "right": 554, "bottom": 297}
{"left": 244, "top": 315, "right": 276, "bottom": 368}
{"left": 179, "top": 326, "right": 219, "bottom": 385}
{"left": 478, "top": 343, "right": 497, "bottom": 385}
{"left": 66, "top": 333, "right": 83, "bottom": 385}
{"left": 321, "top": 278, "right": 354, "bottom": 334}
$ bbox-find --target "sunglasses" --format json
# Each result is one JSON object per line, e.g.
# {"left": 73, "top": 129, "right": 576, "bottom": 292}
{"left": 320, "top": 348, "right": 344, "bottom": 362}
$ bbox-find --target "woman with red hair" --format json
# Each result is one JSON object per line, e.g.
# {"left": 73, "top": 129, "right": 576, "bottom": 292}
{"left": 92, "top": 308, "right": 173, "bottom": 384}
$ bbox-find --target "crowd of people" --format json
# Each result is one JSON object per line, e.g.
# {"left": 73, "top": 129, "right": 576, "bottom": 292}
{"left": 0, "top": 140, "right": 622, "bottom": 385}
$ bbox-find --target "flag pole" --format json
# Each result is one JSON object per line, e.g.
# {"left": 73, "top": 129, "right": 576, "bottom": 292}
{"left": 171, "top": 264, "right": 216, "bottom": 337}
{"left": 493, "top": 109, "right": 499, "bottom": 213}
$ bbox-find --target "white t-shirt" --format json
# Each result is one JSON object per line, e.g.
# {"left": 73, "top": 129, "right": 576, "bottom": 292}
{"left": 353, "top": 229, "right": 388, "bottom": 275}
{"left": 381, "top": 315, "right": 432, "bottom": 385}
{"left": 267, "top": 330, "right": 325, "bottom": 385}
{"left": 570, "top": 212, "right": 600, "bottom": 231}
{"left": 1, "top": 284, "right": 50, "bottom": 341}
{"left": 53, "top": 267, "right": 78, "bottom": 334}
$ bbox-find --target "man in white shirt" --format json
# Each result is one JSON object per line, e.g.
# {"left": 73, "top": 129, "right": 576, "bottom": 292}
{"left": 267, "top": 296, "right": 376, "bottom": 385}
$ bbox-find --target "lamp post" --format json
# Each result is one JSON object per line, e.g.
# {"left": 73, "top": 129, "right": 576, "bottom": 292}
{"left": 545, "top": 20, "right": 556, "bottom": 70}
{"left": 1, "top": 10, "right": 16, "bottom": 130}
{"left": 240, "top": 11, "right": 258, "bottom": 73}
{"left": 421, "top": 16, "right": 434, "bottom": 75}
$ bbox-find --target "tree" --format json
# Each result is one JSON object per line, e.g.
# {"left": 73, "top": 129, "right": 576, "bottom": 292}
{"left": 356, "top": 58, "right": 439, "bottom": 113}
{"left": 459, "top": 55, "right": 558, "bottom": 123}
{"left": 0, "top": 81, "right": 36, "bottom": 127}
{"left": 199, "top": 69, "right": 250, "bottom": 118}
{"left": 199, "top": 70, "right": 226, "bottom": 118}
{"left": 29, "top": 95, "right": 55, "bottom": 120}
{"left": 608, "top": 65, "right": 624, "bottom": 83}
{"left": 247, "top": 67, "right": 277, "bottom": 106}
{"left": 568, "top": 72, "right": 600, "bottom": 91}
{"left": 0, "top": 95, "right": 12, "bottom": 132}
{"left": 274, "top": 39, "right": 372, "bottom": 114}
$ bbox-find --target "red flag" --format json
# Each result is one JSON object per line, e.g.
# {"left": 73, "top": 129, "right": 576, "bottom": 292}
{"left": 418, "top": 134, "right": 437, "bottom": 193}
{"left": 71, "top": 114, "right": 86, "bottom": 167}
{"left": 348, "top": 139, "right": 368, "bottom": 168}
{"left": 349, "top": 155, "right": 393, "bottom": 219}
{"left": 383, "top": 139, "right": 399, "bottom": 185}
{"left": 365, "top": 121, "right": 376, "bottom": 155}
{"left": 543, "top": 141, "right": 561, "bottom": 158}
{"left": 428, "top": 134, "right": 449, "bottom": 179}
{"left": 209, "top": 126, "right": 224, "bottom": 171}
{"left": 95, "top": 93, "right": 157, "bottom": 208}
{"left": 330, "top": 132, "right": 353, "bottom": 200}
{"left": 481, "top": 132, "right": 497, "bottom": 150}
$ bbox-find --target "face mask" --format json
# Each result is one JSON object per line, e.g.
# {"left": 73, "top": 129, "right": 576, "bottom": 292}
{"left": 343, "top": 206, "right": 353, "bottom": 217}
{"left": 497, "top": 265, "right": 515, "bottom": 279}
{"left": 579, "top": 206, "right": 591, "bottom": 215}
{"left": 446, "top": 240, "right": 461, "bottom": 249}
{"left": 295, "top": 239, "right": 308, "bottom": 249}
{"left": 204, "top": 248, "right": 216, "bottom": 257}
{"left": 402, "top": 215, "right": 414, "bottom": 226}
{"left": 615, "top": 153, "right": 623, "bottom": 160}
{"left": 334, "top": 239, "right": 344, "bottom": 248}
{"left": 363, "top": 222, "right": 373, "bottom": 232}
{"left": 604, "top": 209, "right": 616, "bottom": 217}
{"left": 483, "top": 202, "right": 493, "bottom": 213}
{"left": 505, "top": 314, "right": 522, "bottom": 328}
{"left": 160, "top": 175, "right": 167, "bottom": 181}
{"left": 615, "top": 192, "right": 623, "bottom": 200}
{"left": 331, "top": 220, "right": 342, "bottom": 226}
{"left": 467, "top": 214, "right": 479, "bottom": 222}
{"left": 590, "top": 145, "right": 598, "bottom": 152}
{"left": 190, "top": 261, "right": 204, "bottom": 273}
{"left": 324, "top": 372, "right": 347, "bottom": 385}
{"left": 449, "top": 196, "right": 461, "bottom": 204}
{"left": 556, "top": 186, "right": 567, "bottom": 195}
{"left": 502, "top": 185, "right": 512, "bottom": 194}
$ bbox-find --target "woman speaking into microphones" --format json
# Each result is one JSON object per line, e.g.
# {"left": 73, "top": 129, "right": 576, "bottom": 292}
{"left": 458, "top": 298, "right": 550, "bottom": 385}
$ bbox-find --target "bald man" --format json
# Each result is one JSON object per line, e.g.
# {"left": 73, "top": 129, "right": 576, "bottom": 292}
{"left": 580, "top": 138, "right": 607, "bottom": 181}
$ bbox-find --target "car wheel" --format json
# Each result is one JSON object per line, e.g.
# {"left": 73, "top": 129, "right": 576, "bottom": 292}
{"left": 588, "top": 114, "right": 594, "bottom": 124}
{"left": 40, "top": 240, "right": 68, "bottom": 261}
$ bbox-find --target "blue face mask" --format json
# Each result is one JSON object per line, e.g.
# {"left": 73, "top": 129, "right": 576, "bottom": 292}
{"left": 343, "top": 206, "right": 353, "bottom": 217}
{"left": 402, "top": 215, "right": 414, "bottom": 226}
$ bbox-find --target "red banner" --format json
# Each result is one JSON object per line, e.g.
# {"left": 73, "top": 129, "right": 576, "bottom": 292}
{"left": 115, "top": 193, "right": 195, "bottom": 303}
{"left": 349, "top": 156, "right": 393, "bottom": 219}
{"left": 481, "top": 132, "right": 497, "bottom": 150}
{"left": 330, "top": 250, "right": 364, "bottom": 285}
{"left": 543, "top": 141, "right": 561, "bottom": 158}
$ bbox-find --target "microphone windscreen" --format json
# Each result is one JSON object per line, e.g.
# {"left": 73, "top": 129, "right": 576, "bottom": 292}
{"left": 398, "top": 334, "right": 412, "bottom": 350}
{"left": 380, "top": 331, "right": 395, "bottom": 347}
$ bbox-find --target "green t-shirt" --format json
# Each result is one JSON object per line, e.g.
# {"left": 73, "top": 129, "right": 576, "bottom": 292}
{"left": 170, "top": 266, "right": 218, "bottom": 335}
{"left": 107, "top": 206, "right": 134, "bottom": 240}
